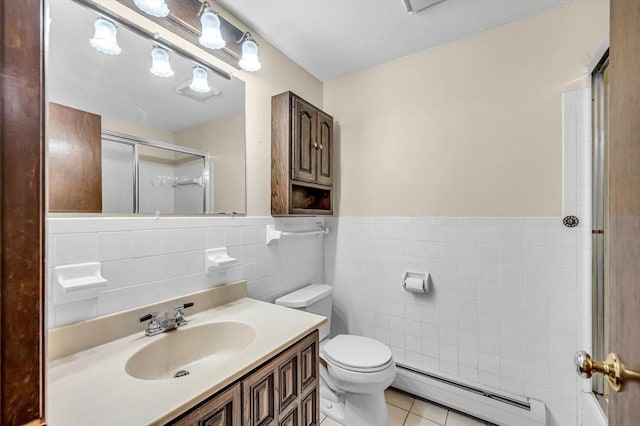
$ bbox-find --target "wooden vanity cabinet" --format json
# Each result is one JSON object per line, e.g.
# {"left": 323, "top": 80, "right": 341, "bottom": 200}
{"left": 272, "top": 92, "right": 333, "bottom": 215}
{"left": 170, "top": 383, "right": 241, "bottom": 426}
{"left": 168, "top": 330, "right": 319, "bottom": 426}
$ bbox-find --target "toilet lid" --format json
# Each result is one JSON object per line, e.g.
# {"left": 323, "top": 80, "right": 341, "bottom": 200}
{"left": 322, "top": 335, "right": 393, "bottom": 372}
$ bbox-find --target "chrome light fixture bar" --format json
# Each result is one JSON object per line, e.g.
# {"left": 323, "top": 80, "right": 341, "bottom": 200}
{"left": 112, "top": 0, "right": 260, "bottom": 72}
{"left": 74, "top": 0, "right": 230, "bottom": 80}
{"left": 195, "top": 1, "right": 261, "bottom": 72}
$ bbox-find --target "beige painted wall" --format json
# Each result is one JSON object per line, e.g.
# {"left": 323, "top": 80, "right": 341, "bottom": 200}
{"left": 324, "top": 1, "right": 609, "bottom": 217}
{"left": 175, "top": 112, "right": 245, "bottom": 213}
{"left": 95, "top": 0, "right": 323, "bottom": 216}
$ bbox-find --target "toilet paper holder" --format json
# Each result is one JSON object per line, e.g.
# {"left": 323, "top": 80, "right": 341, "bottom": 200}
{"left": 403, "top": 272, "right": 430, "bottom": 293}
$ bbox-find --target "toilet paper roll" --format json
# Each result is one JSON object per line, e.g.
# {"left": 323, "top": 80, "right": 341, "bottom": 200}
{"left": 404, "top": 276, "right": 425, "bottom": 293}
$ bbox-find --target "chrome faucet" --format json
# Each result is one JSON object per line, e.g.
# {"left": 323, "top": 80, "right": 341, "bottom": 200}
{"left": 138, "top": 302, "right": 194, "bottom": 336}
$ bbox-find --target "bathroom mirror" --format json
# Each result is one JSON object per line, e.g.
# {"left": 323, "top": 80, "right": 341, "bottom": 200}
{"left": 46, "top": 0, "right": 246, "bottom": 215}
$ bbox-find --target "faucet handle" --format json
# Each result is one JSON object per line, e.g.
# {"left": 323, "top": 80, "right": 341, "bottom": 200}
{"left": 173, "top": 303, "right": 193, "bottom": 327}
{"left": 138, "top": 312, "right": 159, "bottom": 323}
{"left": 174, "top": 302, "right": 194, "bottom": 311}
{"left": 138, "top": 312, "right": 162, "bottom": 336}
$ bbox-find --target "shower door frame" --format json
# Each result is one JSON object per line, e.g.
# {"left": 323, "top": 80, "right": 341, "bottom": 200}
{"left": 591, "top": 51, "right": 609, "bottom": 410}
{"left": 103, "top": 130, "right": 211, "bottom": 214}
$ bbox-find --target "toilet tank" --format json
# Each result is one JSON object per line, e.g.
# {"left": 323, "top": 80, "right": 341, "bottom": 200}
{"left": 275, "top": 284, "right": 332, "bottom": 340}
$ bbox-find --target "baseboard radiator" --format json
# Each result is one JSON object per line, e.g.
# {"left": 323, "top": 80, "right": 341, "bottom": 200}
{"left": 394, "top": 363, "right": 547, "bottom": 426}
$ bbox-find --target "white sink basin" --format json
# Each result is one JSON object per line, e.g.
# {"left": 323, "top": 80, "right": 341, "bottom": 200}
{"left": 125, "top": 321, "right": 256, "bottom": 380}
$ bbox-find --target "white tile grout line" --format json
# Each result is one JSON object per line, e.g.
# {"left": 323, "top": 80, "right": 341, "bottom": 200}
{"left": 387, "top": 395, "right": 490, "bottom": 426}
{"left": 324, "top": 390, "right": 488, "bottom": 426}
{"left": 401, "top": 406, "right": 409, "bottom": 425}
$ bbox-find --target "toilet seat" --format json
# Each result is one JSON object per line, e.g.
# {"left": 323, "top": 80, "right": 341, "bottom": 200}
{"left": 322, "top": 335, "right": 393, "bottom": 373}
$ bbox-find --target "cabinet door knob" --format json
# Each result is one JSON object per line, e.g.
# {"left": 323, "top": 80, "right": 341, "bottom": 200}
{"left": 319, "top": 144, "right": 324, "bottom": 150}
{"left": 313, "top": 142, "right": 318, "bottom": 149}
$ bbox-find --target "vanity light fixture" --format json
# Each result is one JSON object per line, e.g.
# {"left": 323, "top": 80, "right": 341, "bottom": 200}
{"left": 149, "top": 46, "right": 175, "bottom": 77}
{"left": 89, "top": 18, "right": 122, "bottom": 55}
{"left": 133, "top": 0, "right": 169, "bottom": 17}
{"left": 198, "top": 5, "right": 226, "bottom": 50}
{"left": 189, "top": 66, "right": 211, "bottom": 93}
{"left": 238, "top": 32, "right": 261, "bottom": 72}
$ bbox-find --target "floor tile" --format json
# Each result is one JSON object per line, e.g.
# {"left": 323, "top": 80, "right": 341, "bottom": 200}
{"left": 405, "top": 413, "right": 443, "bottom": 426}
{"left": 387, "top": 402, "right": 409, "bottom": 426}
{"left": 385, "top": 388, "right": 415, "bottom": 410}
{"left": 410, "top": 399, "right": 448, "bottom": 425}
{"left": 445, "top": 410, "right": 485, "bottom": 426}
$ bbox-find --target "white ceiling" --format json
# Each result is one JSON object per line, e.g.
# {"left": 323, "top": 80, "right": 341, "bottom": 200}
{"left": 47, "top": 1, "right": 245, "bottom": 133}
{"left": 217, "top": 0, "right": 570, "bottom": 82}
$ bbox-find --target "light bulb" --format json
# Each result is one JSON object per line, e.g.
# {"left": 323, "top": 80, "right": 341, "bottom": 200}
{"left": 239, "top": 37, "right": 261, "bottom": 72}
{"left": 199, "top": 10, "right": 226, "bottom": 50}
{"left": 133, "top": 0, "right": 169, "bottom": 17}
{"left": 89, "top": 18, "right": 122, "bottom": 55}
{"left": 189, "top": 66, "right": 211, "bottom": 93}
{"left": 149, "top": 47, "right": 174, "bottom": 77}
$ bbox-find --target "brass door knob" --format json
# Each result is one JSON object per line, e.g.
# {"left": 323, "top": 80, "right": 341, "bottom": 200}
{"left": 575, "top": 351, "right": 640, "bottom": 392}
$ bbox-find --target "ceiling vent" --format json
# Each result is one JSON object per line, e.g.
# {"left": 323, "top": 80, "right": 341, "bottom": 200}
{"left": 174, "top": 79, "right": 221, "bottom": 102}
{"left": 403, "top": 0, "right": 447, "bottom": 14}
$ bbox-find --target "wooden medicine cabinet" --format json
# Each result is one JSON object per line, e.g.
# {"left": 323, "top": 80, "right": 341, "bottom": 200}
{"left": 271, "top": 92, "right": 333, "bottom": 215}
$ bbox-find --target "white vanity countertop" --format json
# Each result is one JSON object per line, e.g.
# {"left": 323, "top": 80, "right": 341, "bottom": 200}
{"left": 47, "top": 297, "right": 325, "bottom": 426}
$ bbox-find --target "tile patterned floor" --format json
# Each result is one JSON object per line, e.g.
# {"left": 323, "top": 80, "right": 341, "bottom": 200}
{"left": 319, "top": 387, "right": 490, "bottom": 426}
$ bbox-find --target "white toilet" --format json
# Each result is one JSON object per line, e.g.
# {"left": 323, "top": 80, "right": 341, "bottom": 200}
{"left": 275, "top": 283, "right": 396, "bottom": 426}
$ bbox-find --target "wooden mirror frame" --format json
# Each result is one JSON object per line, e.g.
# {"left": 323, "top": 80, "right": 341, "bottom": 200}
{"left": 0, "top": 0, "right": 46, "bottom": 424}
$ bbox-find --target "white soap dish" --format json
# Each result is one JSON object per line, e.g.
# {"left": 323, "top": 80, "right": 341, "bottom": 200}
{"left": 205, "top": 247, "right": 237, "bottom": 273}
{"left": 54, "top": 262, "right": 107, "bottom": 293}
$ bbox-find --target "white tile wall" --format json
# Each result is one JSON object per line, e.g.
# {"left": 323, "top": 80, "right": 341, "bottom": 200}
{"left": 324, "top": 216, "right": 583, "bottom": 426}
{"left": 47, "top": 216, "right": 325, "bottom": 328}
{"left": 321, "top": 89, "right": 593, "bottom": 426}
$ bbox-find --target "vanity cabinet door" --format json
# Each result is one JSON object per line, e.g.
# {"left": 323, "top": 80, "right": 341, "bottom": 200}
{"left": 300, "top": 338, "right": 318, "bottom": 393}
{"left": 169, "top": 382, "right": 241, "bottom": 426}
{"left": 278, "top": 353, "right": 299, "bottom": 412}
{"left": 243, "top": 363, "right": 278, "bottom": 425}
{"left": 243, "top": 330, "right": 319, "bottom": 426}
{"left": 169, "top": 330, "right": 319, "bottom": 426}
{"left": 278, "top": 405, "right": 298, "bottom": 426}
{"left": 300, "top": 388, "right": 319, "bottom": 426}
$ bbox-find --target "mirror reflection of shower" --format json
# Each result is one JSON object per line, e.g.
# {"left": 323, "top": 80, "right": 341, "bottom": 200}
{"left": 591, "top": 50, "right": 609, "bottom": 413}
{"left": 102, "top": 132, "right": 212, "bottom": 215}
